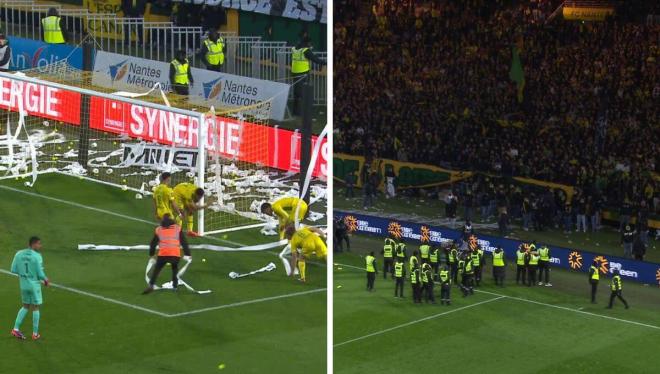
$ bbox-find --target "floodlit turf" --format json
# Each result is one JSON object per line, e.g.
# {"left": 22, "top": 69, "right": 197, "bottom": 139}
{"left": 334, "top": 235, "right": 660, "bottom": 374}
{"left": 0, "top": 174, "right": 326, "bottom": 373}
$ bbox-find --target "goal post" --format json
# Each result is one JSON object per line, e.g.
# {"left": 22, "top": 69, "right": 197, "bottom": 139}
{"left": 0, "top": 69, "right": 280, "bottom": 235}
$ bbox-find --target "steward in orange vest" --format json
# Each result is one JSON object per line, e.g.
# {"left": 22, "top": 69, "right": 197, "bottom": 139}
{"left": 143, "top": 215, "right": 191, "bottom": 294}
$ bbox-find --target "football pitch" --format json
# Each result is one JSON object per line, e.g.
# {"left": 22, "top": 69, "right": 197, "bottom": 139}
{"left": 334, "top": 235, "right": 660, "bottom": 374}
{"left": 0, "top": 174, "right": 326, "bottom": 373}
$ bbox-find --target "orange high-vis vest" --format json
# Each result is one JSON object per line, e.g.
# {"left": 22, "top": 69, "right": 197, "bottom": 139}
{"left": 156, "top": 225, "right": 182, "bottom": 257}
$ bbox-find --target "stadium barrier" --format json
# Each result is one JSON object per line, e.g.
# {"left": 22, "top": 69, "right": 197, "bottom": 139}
{"left": 91, "top": 50, "right": 291, "bottom": 121}
{"left": 8, "top": 36, "right": 84, "bottom": 70}
{"left": 335, "top": 210, "right": 660, "bottom": 286}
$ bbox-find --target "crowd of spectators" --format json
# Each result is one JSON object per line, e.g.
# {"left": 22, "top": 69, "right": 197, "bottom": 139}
{"left": 335, "top": 0, "right": 659, "bottom": 216}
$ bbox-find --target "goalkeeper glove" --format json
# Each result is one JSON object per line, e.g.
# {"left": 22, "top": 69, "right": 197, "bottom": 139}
{"left": 43, "top": 279, "right": 49, "bottom": 287}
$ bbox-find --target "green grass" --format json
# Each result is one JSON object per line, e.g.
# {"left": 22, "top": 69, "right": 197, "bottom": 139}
{"left": 334, "top": 235, "right": 660, "bottom": 374}
{"left": 0, "top": 174, "right": 326, "bottom": 373}
{"left": 334, "top": 192, "right": 660, "bottom": 263}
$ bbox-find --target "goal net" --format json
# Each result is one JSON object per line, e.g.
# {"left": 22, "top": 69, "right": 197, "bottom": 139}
{"left": 0, "top": 63, "right": 305, "bottom": 235}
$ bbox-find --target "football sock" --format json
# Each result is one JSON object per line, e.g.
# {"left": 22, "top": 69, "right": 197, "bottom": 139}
{"left": 32, "top": 311, "right": 40, "bottom": 334}
{"left": 187, "top": 215, "right": 194, "bottom": 231}
{"left": 14, "top": 307, "right": 28, "bottom": 330}
{"left": 298, "top": 260, "right": 306, "bottom": 281}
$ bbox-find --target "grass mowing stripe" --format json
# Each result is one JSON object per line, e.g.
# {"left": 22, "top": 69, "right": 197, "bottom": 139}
{"left": 335, "top": 261, "right": 660, "bottom": 332}
{"left": 169, "top": 288, "right": 327, "bottom": 317}
{"left": 0, "top": 269, "right": 170, "bottom": 317}
{"left": 334, "top": 296, "right": 506, "bottom": 348}
{"left": 0, "top": 184, "right": 243, "bottom": 247}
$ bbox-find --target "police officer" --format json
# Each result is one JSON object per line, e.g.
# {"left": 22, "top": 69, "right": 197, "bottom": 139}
{"left": 419, "top": 241, "right": 431, "bottom": 264}
{"left": 439, "top": 266, "right": 451, "bottom": 305}
{"left": 365, "top": 251, "right": 377, "bottom": 292}
{"left": 291, "top": 37, "right": 326, "bottom": 115}
{"left": 170, "top": 50, "right": 194, "bottom": 95}
{"left": 200, "top": 30, "right": 225, "bottom": 72}
{"left": 409, "top": 249, "right": 419, "bottom": 273}
{"left": 527, "top": 249, "right": 539, "bottom": 287}
{"left": 537, "top": 244, "right": 552, "bottom": 286}
{"left": 411, "top": 263, "right": 421, "bottom": 304}
{"left": 589, "top": 260, "right": 600, "bottom": 304}
{"left": 382, "top": 236, "right": 396, "bottom": 279}
{"left": 492, "top": 246, "right": 505, "bottom": 287}
{"left": 515, "top": 244, "right": 526, "bottom": 285}
{"left": 421, "top": 263, "right": 435, "bottom": 304}
{"left": 607, "top": 270, "right": 629, "bottom": 309}
{"left": 461, "top": 254, "right": 475, "bottom": 297}
{"left": 429, "top": 246, "right": 440, "bottom": 279}
{"left": 396, "top": 241, "right": 407, "bottom": 263}
{"left": 393, "top": 257, "right": 405, "bottom": 298}
{"left": 41, "top": 8, "right": 67, "bottom": 45}
{"left": 447, "top": 244, "right": 459, "bottom": 284}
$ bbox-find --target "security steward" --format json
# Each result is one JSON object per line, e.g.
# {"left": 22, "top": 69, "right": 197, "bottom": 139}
{"left": 472, "top": 246, "right": 484, "bottom": 286}
{"left": 421, "top": 263, "right": 435, "bottom": 304}
{"left": 41, "top": 8, "right": 67, "bottom": 44}
{"left": 429, "top": 246, "right": 440, "bottom": 279}
{"left": 170, "top": 50, "right": 194, "bottom": 95}
{"left": 527, "top": 249, "right": 539, "bottom": 287}
{"left": 516, "top": 244, "right": 527, "bottom": 285}
{"left": 607, "top": 269, "right": 629, "bottom": 309}
{"left": 143, "top": 215, "right": 191, "bottom": 294}
{"left": 291, "top": 37, "right": 326, "bottom": 115}
{"left": 365, "top": 251, "right": 377, "bottom": 292}
{"left": 382, "top": 236, "right": 396, "bottom": 279}
{"left": 396, "top": 241, "right": 407, "bottom": 263}
{"left": 589, "top": 260, "right": 600, "bottom": 304}
{"left": 200, "top": 30, "right": 225, "bottom": 72}
{"left": 393, "top": 257, "right": 405, "bottom": 298}
{"left": 538, "top": 245, "right": 552, "bottom": 286}
{"left": 419, "top": 241, "right": 431, "bottom": 264}
{"left": 447, "top": 244, "right": 459, "bottom": 284}
{"left": 411, "top": 263, "right": 422, "bottom": 304}
{"left": 460, "top": 254, "right": 475, "bottom": 297}
{"left": 492, "top": 246, "right": 505, "bottom": 287}
{"left": 439, "top": 266, "right": 451, "bottom": 305}
{"left": 409, "top": 249, "right": 420, "bottom": 273}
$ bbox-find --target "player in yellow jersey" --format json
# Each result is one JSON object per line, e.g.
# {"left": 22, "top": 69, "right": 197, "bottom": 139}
{"left": 172, "top": 182, "right": 212, "bottom": 237}
{"left": 153, "top": 172, "right": 183, "bottom": 222}
{"left": 261, "top": 197, "right": 309, "bottom": 239}
{"left": 284, "top": 225, "right": 327, "bottom": 282}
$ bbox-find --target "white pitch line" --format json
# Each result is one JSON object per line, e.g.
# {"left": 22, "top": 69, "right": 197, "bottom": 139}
{"left": 169, "top": 288, "right": 327, "bottom": 317}
{"left": 335, "top": 261, "right": 660, "bottom": 332}
{"left": 334, "top": 296, "right": 505, "bottom": 348}
{"left": 0, "top": 184, "right": 243, "bottom": 247}
{"left": 0, "top": 269, "right": 169, "bottom": 318}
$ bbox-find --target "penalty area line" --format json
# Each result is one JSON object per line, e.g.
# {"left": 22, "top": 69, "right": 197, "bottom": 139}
{"left": 168, "top": 288, "right": 327, "bottom": 317}
{"left": 0, "top": 269, "right": 170, "bottom": 318}
{"left": 334, "top": 296, "right": 505, "bottom": 348}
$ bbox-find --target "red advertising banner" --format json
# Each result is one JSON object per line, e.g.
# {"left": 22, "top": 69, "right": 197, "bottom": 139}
{"left": 87, "top": 96, "right": 327, "bottom": 177}
{"left": 0, "top": 76, "right": 81, "bottom": 124}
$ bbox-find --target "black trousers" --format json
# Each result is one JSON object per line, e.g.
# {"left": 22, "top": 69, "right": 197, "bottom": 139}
{"left": 450, "top": 263, "right": 458, "bottom": 283}
{"left": 383, "top": 258, "right": 393, "bottom": 278}
{"left": 395, "top": 277, "right": 404, "bottom": 297}
{"left": 440, "top": 284, "right": 451, "bottom": 303}
{"left": 590, "top": 280, "right": 598, "bottom": 302}
{"left": 336, "top": 233, "right": 350, "bottom": 252}
{"left": 538, "top": 261, "right": 550, "bottom": 283}
{"left": 461, "top": 274, "right": 474, "bottom": 295}
{"left": 474, "top": 265, "right": 482, "bottom": 285}
{"left": 366, "top": 272, "right": 376, "bottom": 290}
{"left": 527, "top": 265, "right": 537, "bottom": 286}
{"left": 412, "top": 283, "right": 422, "bottom": 303}
{"left": 608, "top": 290, "right": 628, "bottom": 308}
{"left": 516, "top": 264, "right": 526, "bottom": 284}
{"left": 173, "top": 84, "right": 189, "bottom": 95}
{"left": 431, "top": 262, "right": 439, "bottom": 277}
{"left": 292, "top": 72, "right": 309, "bottom": 115}
{"left": 205, "top": 63, "right": 223, "bottom": 72}
{"left": 424, "top": 283, "right": 435, "bottom": 303}
{"left": 421, "top": 257, "right": 429, "bottom": 265}
{"left": 149, "top": 256, "right": 180, "bottom": 288}
{"left": 493, "top": 266, "right": 505, "bottom": 286}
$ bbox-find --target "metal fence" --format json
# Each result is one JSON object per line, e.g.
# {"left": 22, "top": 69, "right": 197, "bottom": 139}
{"left": 0, "top": 0, "right": 327, "bottom": 106}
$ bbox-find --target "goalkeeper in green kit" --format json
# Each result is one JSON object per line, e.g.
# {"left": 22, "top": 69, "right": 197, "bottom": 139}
{"left": 10, "top": 236, "right": 48, "bottom": 340}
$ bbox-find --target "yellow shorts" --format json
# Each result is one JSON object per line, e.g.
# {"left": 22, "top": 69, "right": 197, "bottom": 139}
{"left": 301, "top": 235, "right": 327, "bottom": 261}
{"left": 157, "top": 207, "right": 173, "bottom": 220}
